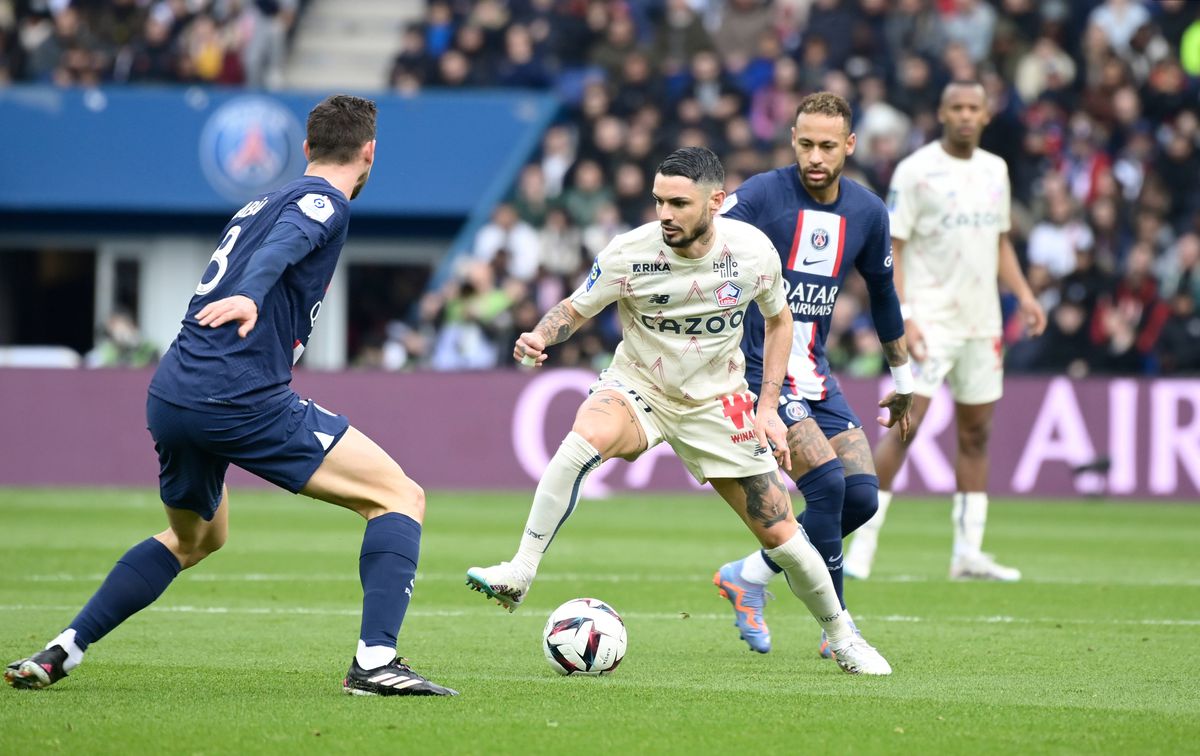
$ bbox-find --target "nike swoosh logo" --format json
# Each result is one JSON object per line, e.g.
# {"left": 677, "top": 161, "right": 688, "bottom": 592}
{"left": 802, "top": 256, "right": 827, "bottom": 266}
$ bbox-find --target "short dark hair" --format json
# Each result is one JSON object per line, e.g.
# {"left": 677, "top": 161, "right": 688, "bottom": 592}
{"left": 795, "top": 92, "right": 853, "bottom": 131}
{"left": 940, "top": 79, "right": 985, "bottom": 105}
{"left": 656, "top": 146, "right": 725, "bottom": 189}
{"left": 306, "top": 95, "right": 377, "bottom": 165}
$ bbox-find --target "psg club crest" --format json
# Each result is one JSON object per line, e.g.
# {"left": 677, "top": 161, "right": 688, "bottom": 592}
{"left": 200, "top": 96, "right": 305, "bottom": 201}
{"left": 714, "top": 281, "right": 742, "bottom": 307}
{"left": 810, "top": 228, "right": 830, "bottom": 250}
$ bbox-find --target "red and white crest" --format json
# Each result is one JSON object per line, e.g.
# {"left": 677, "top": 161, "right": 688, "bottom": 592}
{"left": 714, "top": 281, "right": 742, "bottom": 308}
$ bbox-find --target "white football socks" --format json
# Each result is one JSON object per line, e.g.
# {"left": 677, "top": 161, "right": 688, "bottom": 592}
{"left": 356, "top": 639, "right": 396, "bottom": 671}
{"left": 738, "top": 549, "right": 776, "bottom": 585}
{"left": 48, "top": 629, "right": 85, "bottom": 672}
{"left": 845, "top": 490, "right": 892, "bottom": 569}
{"left": 764, "top": 528, "right": 853, "bottom": 648}
{"left": 511, "top": 432, "right": 603, "bottom": 579}
{"left": 952, "top": 492, "right": 988, "bottom": 559}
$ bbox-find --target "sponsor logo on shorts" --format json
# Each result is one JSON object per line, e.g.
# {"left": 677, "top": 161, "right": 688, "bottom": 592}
{"left": 729, "top": 429, "right": 757, "bottom": 444}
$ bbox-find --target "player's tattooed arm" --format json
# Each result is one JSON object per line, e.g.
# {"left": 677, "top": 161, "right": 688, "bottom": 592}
{"left": 738, "top": 472, "right": 791, "bottom": 528}
{"left": 514, "top": 298, "right": 586, "bottom": 366}
{"left": 534, "top": 299, "right": 584, "bottom": 347}
{"left": 881, "top": 335, "right": 909, "bottom": 367}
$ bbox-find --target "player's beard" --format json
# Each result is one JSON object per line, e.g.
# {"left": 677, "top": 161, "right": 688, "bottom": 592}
{"left": 798, "top": 159, "right": 843, "bottom": 192}
{"left": 350, "top": 167, "right": 371, "bottom": 199}
{"left": 662, "top": 216, "right": 711, "bottom": 249}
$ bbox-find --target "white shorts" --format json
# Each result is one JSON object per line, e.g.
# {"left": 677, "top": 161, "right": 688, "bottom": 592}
{"left": 912, "top": 333, "right": 1004, "bottom": 405}
{"left": 589, "top": 370, "right": 777, "bottom": 483}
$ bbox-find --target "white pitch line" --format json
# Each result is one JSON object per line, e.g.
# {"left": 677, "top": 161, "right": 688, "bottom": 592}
{"left": 0, "top": 604, "right": 1197, "bottom": 626}
{"left": 9, "top": 572, "right": 1200, "bottom": 587}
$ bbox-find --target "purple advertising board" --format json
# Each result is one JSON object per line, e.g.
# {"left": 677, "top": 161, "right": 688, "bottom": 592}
{"left": 1, "top": 368, "right": 1197, "bottom": 500}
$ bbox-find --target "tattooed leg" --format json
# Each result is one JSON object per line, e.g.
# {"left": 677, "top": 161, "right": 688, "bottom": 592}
{"left": 710, "top": 473, "right": 797, "bottom": 549}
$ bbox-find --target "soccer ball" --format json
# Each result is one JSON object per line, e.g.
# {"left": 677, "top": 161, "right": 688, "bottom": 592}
{"left": 542, "top": 597, "right": 627, "bottom": 675}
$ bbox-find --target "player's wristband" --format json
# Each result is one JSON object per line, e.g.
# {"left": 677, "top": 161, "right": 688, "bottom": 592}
{"left": 890, "top": 361, "right": 914, "bottom": 394}
{"left": 900, "top": 302, "right": 913, "bottom": 321}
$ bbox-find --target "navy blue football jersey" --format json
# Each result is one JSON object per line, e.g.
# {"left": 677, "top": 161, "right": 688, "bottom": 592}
{"left": 149, "top": 176, "right": 350, "bottom": 410}
{"left": 720, "top": 168, "right": 902, "bottom": 400}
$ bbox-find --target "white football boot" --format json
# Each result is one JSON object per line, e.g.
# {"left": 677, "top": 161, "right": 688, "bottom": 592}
{"left": 949, "top": 552, "right": 1021, "bottom": 582}
{"left": 830, "top": 635, "right": 893, "bottom": 676}
{"left": 465, "top": 561, "right": 531, "bottom": 612}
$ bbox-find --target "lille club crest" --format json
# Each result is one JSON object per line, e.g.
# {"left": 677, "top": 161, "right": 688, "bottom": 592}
{"left": 714, "top": 281, "right": 742, "bottom": 307}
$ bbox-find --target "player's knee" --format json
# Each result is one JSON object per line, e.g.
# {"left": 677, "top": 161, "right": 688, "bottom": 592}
{"left": 172, "top": 530, "right": 225, "bottom": 569}
{"left": 794, "top": 459, "right": 845, "bottom": 513}
{"left": 379, "top": 476, "right": 425, "bottom": 521}
{"left": 958, "top": 423, "right": 991, "bottom": 457}
{"left": 570, "top": 423, "right": 621, "bottom": 459}
{"left": 842, "top": 474, "right": 879, "bottom": 534}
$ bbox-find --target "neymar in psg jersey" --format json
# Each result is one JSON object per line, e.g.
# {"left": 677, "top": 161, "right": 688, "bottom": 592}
{"left": 712, "top": 92, "right": 914, "bottom": 659}
{"left": 5, "top": 95, "right": 456, "bottom": 697}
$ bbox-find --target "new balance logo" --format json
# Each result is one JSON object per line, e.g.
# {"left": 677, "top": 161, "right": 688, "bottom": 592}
{"left": 649, "top": 294, "right": 670, "bottom": 304}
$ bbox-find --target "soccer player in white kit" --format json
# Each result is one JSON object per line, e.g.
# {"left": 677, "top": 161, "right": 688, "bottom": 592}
{"left": 843, "top": 81, "right": 1047, "bottom": 582}
{"left": 466, "top": 147, "right": 890, "bottom": 674}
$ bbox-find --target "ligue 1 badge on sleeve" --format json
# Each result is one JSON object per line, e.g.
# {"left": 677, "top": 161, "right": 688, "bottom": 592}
{"left": 199, "top": 96, "right": 305, "bottom": 201}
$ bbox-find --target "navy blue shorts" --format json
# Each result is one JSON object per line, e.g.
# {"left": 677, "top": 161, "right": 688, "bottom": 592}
{"left": 146, "top": 393, "right": 350, "bottom": 520}
{"left": 776, "top": 387, "right": 862, "bottom": 440}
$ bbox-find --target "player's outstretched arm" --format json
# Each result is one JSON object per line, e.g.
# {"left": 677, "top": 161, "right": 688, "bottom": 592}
{"left": 755, "top": 307, "right": 793, "bottom": 472}
{"left": 197, "top": 294, "right": 258, "bottom": 338}
{"left": 997, "top": 233, "right": 1047, "bottom": 338}
{"left": 514, "top": 299, "right": 586, "bottom": 367}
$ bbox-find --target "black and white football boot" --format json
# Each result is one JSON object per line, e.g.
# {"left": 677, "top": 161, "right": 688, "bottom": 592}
{"left": 5, "top": 646, "right": 69, "bottom": 690}
{"left": 342, "top": 656, "right": 458, "bottom": 697}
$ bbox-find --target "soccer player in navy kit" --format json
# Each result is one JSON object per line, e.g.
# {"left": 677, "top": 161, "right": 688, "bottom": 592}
{"left": 712, "top": 92, "right": 913, "bottom": 657}
{"left": 5, "top": 95, "right": 456, "bottom": 697}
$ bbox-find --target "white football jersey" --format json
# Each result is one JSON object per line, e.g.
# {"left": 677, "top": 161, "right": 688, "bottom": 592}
{"left": 570, "top": 216, "right": 787, "bottom": 404}
{"left": 887, "top": 141, "right": 1011, "bottom": 338}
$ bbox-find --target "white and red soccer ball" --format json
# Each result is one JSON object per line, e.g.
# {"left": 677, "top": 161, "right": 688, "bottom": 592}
{"left": 542, "top": 598, "right": 627, "bottom": 675}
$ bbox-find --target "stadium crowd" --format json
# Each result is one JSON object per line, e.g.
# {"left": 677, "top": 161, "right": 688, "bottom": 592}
{"left": 0, "top": 0, "right": 298, "bottom": 87}
{"left": 397, "top": 0, "right": 1200, "bottom": 378}
{"left": 4, "top": 0, "right": 1200, "bottom": 378}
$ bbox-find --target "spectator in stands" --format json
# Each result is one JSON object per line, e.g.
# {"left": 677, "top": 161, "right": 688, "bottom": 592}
{"left": 560, "top": 159, "right": 613, "bottom": 227}
{"left": 85, "top": 311, "right": 159, "bottom": 369}
{"left": 509, "top": 163, "right": 552, "bottom": 228}
{"left": 1088, "top": 0, "right": 1151, "bottom": 57}
{"left": 713, "top": 0, "right": 772, "bottom": 65}
{"left": 1090, "top": 243, "right": 1170, "bottom": 373}
{"left": 1157, "top": 285, "right": 1200, "bottom": 375}
{"left": 428, "top": 260, "right": 521, "bottom": 371}
{"left": 474, "top": 203, "right": 540, "bottom": 282}
{"left": 494, "top": 23, "right": 550, "bottom": 89}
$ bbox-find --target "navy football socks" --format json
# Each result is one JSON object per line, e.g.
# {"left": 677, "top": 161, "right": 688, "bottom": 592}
{"left": 759, "top": 459, "right": 848, "bottom": 607}
{"left": 358, "top": 512, "right": 421, "bottom": 651}
{"left": 842, "top": 474, "right": 881, "bottom": 536}
{"left": 69, "top": 537, "right": 182, "bottom": 650}
{"left": 795, "top": 459, "right": 848, "bottom": 608}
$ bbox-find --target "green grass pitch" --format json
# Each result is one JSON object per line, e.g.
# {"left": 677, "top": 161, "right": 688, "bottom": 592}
{"left": 1, "top": 488, "right": 1198, "bottom": 754}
